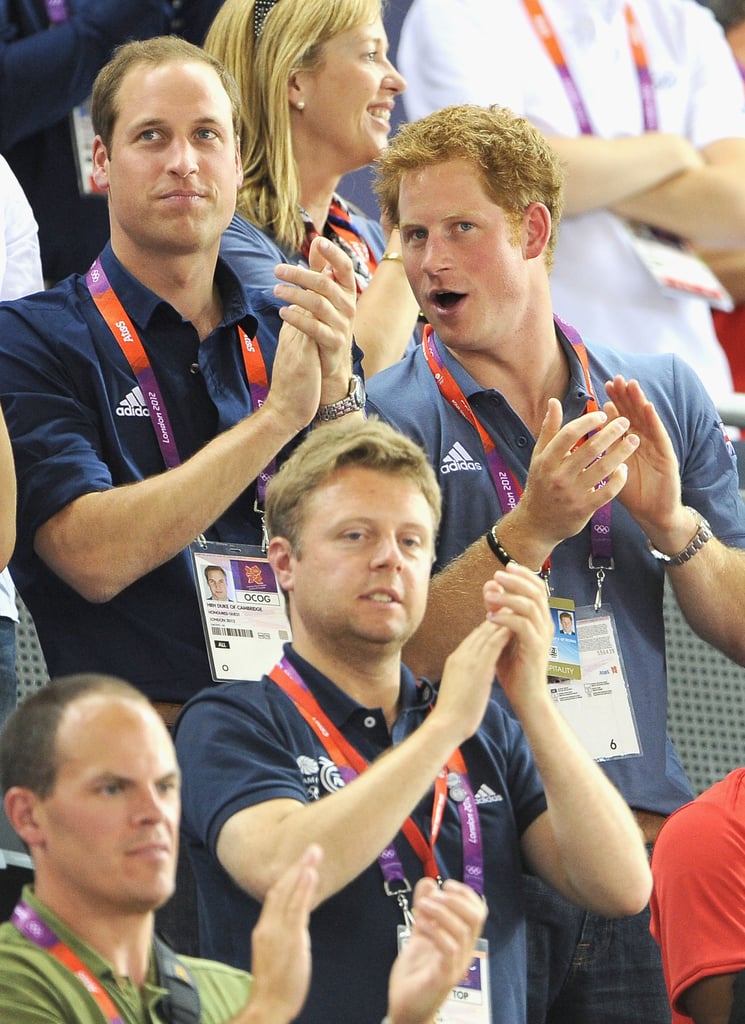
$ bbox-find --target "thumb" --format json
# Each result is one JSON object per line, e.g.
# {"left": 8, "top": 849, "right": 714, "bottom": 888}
{"left": 533, "top": 396, "right": 563, "bottom": 456}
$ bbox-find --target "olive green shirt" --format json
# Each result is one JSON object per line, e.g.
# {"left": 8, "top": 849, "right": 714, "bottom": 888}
{"left": 0, "top": 886, "right": 253, "bottom": 1023}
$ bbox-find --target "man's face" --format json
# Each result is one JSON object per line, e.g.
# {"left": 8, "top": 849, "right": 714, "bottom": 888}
{"left": 397, "top": 158, "right": 530, "bottom": 357}
{"left": 92, "top": 60, "right": 242, "bottom": 262}
{"left": 27, "top": 696, "right": 180, "bottom": 917}
{"left": 206, "top": 569, "right": 228, "bottom": 601}
{"left": 272, "top": 466, "right": 435, "bottom": 659}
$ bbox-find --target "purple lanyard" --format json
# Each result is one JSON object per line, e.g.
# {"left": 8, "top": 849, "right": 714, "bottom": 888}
{"left": 423, "top": 322, "right": 613, "bottom": 571}
{"left": 523, "top": 0, "right": 658, "bottom": 134}
{"left": 86, "top": 259, "right": 272, "bottom": 491}
{"left": 45, "top": 0, "right": 70, "bottom": 25}
{"left": 12, "top": 901, "right": 124, "bottom": 1024}
{"left": 274, "top": 656, "right": 485, "bottom": 899}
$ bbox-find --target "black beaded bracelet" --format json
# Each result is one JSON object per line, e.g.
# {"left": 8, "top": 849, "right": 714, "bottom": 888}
{"left": 485, "top": 527, "right": 513, "bottom": 566}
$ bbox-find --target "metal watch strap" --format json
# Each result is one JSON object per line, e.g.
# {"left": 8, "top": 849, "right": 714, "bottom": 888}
{"left": 314, "top": 374, "right": 365, "bottom": 422}
{"left": 647, "top": 507, "right": 713, "bottom": 567}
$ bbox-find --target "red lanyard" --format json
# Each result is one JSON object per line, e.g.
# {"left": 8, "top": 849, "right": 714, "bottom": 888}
{"left": 86, "top": 257, "right": 275, "bottom": 498}
{"left": 421, "top": 322, "right": 613, "bottom": 572}
{"left": 522, "top": 0, "right": 658, "bottom": 134}
{"left": 12, "top": 900, "right": 124, "bottom": 1024}
{"left": 268, "top": 658, "right": 484, "bottom": 886}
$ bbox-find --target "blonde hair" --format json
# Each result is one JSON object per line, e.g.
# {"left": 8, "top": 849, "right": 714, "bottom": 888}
{"left": 205, "top": 0, "right": 381, "bottom": 253}
{"left": 374, "top": 104, "right": 565, "bottom": 268}
{"left": 266, "top": 418, "right": 441, "bottom": 555}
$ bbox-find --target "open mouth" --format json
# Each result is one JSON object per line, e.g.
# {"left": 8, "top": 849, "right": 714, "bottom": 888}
{"left": 432, "top": 290, "right": 466, "bottom": 313}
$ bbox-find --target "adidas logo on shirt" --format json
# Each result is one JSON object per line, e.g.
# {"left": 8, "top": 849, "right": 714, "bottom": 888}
{"left": 474, "top": 784, "right": 503, "bottom": 805}
{"left": 116, "top": 387, "right": 150, "bottom": 418}
{"left": 440, "top": 441, "right": 482, "bottom": 475}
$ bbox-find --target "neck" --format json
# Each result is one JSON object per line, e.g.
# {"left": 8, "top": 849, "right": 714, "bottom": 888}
{"left": 294, "top": 142, "right": 342, "bottom": 235}
{"left": 445, "top": 312, "right": 569, "bottom": 437}
{"left": 31, "top": 884, "right": 154, "bottom": 987}
{"left": 111, "top": 239, "right": 223, "bottom": 342}
{"left": 290, "top": 633, "right": 403, "bottom": 729}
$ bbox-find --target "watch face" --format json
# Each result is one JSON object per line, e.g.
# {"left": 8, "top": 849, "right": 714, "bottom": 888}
{"left": 351, "top": 374, "right": 366, "bottom": 407}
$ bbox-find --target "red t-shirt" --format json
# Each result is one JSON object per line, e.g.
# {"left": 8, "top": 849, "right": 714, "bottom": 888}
{"left": 650, "top": 769, "right": 745, "bottom": 1023}
{"left": 714, "top": 307, "right": 745, "bottom": 394}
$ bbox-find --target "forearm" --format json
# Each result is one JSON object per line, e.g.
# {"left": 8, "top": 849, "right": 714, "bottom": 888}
{"left": 218, "top": 713, "right": 466, "bottom": 907}
{"left": 549, "top": 133, "right": 703, "bottom": 217}
{"left": 33, "top": 402, "right": 300, "bottom": 602}
{"left": 666, "top": 540, "right": 745, "bottom": 665}
{"left": 0, "top": 409, "right": 16, "bottom": 567}
{"left": 610, "top": 140, "right": 745, "bottom": 248}
{"left": 521, "top": 696, "right": 651, "bottom": 916}
{"left": 354, "top": 259, "right": 420, "bottom": 378}
{"left": 404, "top": 510, "right": 553, "bottom": 680}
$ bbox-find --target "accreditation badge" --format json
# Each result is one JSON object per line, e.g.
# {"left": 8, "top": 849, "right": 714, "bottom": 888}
{"left": 191, "top": 540, "right": 292, "bottom": 682}
{"left": 398, "top": 927, "right": 491, "bottom": 1024}
{"left": 547, "top": 604, "right": 642, "bottom": 763}
{"left": 70, "top": 98, "right": 107, "bottom": 198}
{"left": 625, "top": 220, "right": 733, "bottom": 311}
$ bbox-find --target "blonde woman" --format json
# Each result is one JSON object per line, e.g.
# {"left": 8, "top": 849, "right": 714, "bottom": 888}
{"left": 208, "top": 0, "right": 420, "bottom": 376}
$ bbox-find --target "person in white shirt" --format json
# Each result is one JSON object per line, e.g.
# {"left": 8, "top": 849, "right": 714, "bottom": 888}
{"left": 397, "top": 0, "right": 745, "bottom": 408}
{"left": 0, "top": 155, "right": 44, "bottom": 727}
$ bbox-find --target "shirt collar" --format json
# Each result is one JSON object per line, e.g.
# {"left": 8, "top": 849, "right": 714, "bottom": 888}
{"left": 97, "top": 243, "right": 258, "bottom": 335}
{"left": 18, "top": 885, "right": 166, "bottom": 996}
{"left": 283, "top": 645, "right": 430, "bottom": 731}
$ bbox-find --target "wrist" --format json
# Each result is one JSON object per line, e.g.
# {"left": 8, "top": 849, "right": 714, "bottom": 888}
{"left": 647, "top": 507, "right": 712, "bottom": 567}
{"left": 484, "top": 522, "right": 549, "bottom": 577}
{"left": 316, "top": 374, "right": 366, "bottom": 421}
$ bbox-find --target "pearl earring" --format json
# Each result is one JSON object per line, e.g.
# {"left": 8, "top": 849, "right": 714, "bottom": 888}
{"left": 296, "top": 100, "right": 305, "bottom": 111}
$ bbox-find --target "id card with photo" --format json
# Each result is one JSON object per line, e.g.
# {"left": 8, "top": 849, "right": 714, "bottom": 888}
{"left": 547, "top": 604, "right": 641, "bottom": 762}
{"left": 398, "top": 926, "right": 491, "bottom": 1024}
{"left": 191, "top": 540, "right": 291, "bottom": 682}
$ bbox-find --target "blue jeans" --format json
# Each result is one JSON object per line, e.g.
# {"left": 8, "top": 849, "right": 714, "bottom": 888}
{"left": 0, "top": 617, "right": 17, "bottom": 728}
{"left": 523, "top": 869, "right": 671, "bottom": 1024}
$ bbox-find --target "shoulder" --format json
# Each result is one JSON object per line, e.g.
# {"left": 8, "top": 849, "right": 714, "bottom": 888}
{"left": 177, "top": 954, "right": 253, "bottom": 1023}
{"left": 367, "top": 347, "right": 432, "bottom": 416}
{"left": 0, "top": 924, "right": 100, "bottom": 1022}
{"left": 221, "top": 212, "right": 286, "bottom": 260}
{"left": 220, "top": 213, "right": 290, "bottom": 293}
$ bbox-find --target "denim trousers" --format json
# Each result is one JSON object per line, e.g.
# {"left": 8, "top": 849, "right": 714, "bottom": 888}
{"left": 523, "top": 869, "right": 672, "bottom": 1024}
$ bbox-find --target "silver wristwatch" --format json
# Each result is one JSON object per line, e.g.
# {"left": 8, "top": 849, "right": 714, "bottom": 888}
{"left": 314, "top": 374, "right": 366, "bottom": 421}
{"left": 647, "top": 507, "right": 713, "bottom": 567}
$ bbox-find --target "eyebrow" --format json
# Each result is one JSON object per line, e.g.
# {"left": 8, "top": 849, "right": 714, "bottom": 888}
{"left": 128, "top": 115, "right": 226, "bottom": 133}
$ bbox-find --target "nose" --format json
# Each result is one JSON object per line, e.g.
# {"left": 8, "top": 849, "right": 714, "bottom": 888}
{"left": 420, "top": 233, "right": 447, "bottom": 276}
{"left": 131, "top": 784, "right": 172, "bottom": 825}
{"left": 370, "top": 533, "right": 404, "bottom": 570}
{"left": 384, "top": 60, "right": 407, "bottom": 95}
{"left": 167, "top": 138, "right": 199, "bottom": 178}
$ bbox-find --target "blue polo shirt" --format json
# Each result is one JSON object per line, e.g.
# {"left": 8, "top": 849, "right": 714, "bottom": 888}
{"left": 367, "top": 328, "right": 745, "bottom": 816}
{"left": 175, "top": 644, "right": 548, "bottom": 1024}
{"left": 219, "top": 206, "right": 386, "bottom": 292}
{"left": 0, "top": 244, "right": 333, "bottom": 701}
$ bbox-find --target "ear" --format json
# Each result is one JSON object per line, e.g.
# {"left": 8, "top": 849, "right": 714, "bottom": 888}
{"left": 234, "top": 138, "right": 244, "bottom": 189}
{"left": 268, "top": 536, "right": 297, "bottom": 593}
{"left": 4, "top": 788, "right": 45, "bottom": 851}
{"left": 91, "top": 136, "right": 111, "bottom": 194}
{"left": 287, "top": 71, "right": 305, "bottom": 111}
{"left": 522, "top": 202, "right": 552, "bottom": 260}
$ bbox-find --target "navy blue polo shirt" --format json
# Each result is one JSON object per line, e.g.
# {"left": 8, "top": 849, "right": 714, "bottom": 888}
{"left": 175, "top": 644, "right": 548, "bottom": 1024}
{"left": 0, "top": 244, "right": 329, "bottom": 701}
